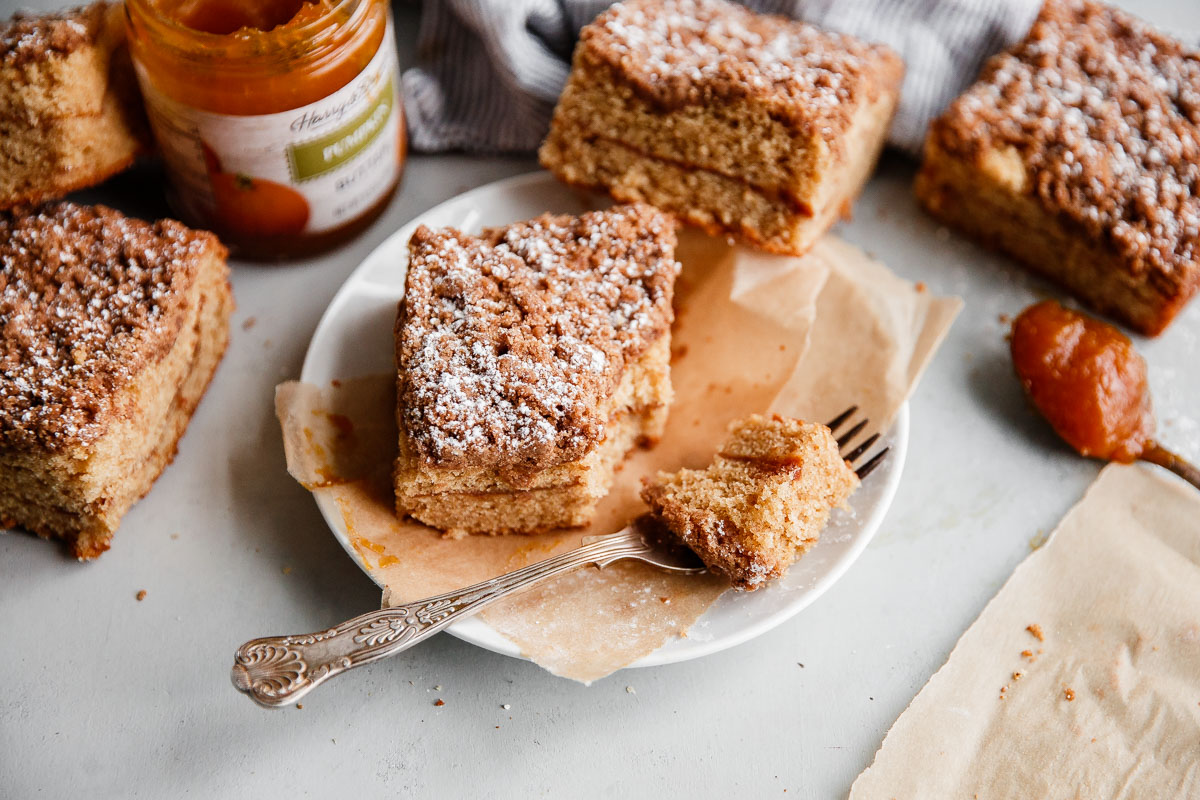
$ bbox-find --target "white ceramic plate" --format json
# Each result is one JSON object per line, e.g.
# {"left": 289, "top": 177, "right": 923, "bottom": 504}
{"left": 302, "top": 171, "right": 908, "bottom": 669}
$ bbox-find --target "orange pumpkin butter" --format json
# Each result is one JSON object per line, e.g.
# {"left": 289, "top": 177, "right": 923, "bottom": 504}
{"left": 126, "top": 0, "right": 405, "bottom": 259}
{"left": 1010, "top": 301, "right": 1153, "bottom": 462}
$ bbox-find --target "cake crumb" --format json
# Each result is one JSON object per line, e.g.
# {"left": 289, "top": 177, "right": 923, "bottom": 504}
{"left": 434, "top": 685, "right": 442, "bottom": 691}
{"left": 1013, "top": 671, "right": 1023, "bottom": 681}
{"left": 296, "top": 703, "right": 303, "bottom": 710}
{"left": 241, "top": 316, "right": 257, "bottom": 330}
{"left": 1064, "top": 688, "right": 1076, "bottom": 701}
{"left": 1021, "top": 649, "right": 1034, "bottom": 659}
{"left": 626, "top": 686, "right": 636, "bottom": 694}
{"left": 434, "top": 699, "right": 445, "bottom": 707}
{"left": 1026, "top": 623, "right": 1045, "bottom": 641}
{"left": 915, "top": 281, "right": 927, "bottom": 293}
{"left": 135, "top": 590, "right": 146, "bottom": 601}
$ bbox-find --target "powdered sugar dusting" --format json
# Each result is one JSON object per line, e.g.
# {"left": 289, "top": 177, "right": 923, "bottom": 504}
{"left": 585, "top": 0, "right": 900, "bottom": 134}
{"left": 397, "top": 203, "right": 678, "bottom": 470}
{"left": 941, "top": 0, "right": 1200, "bottom": 281}
{"left": 0, "top": 3, "right": 108, "bottom": 67}
{"left": 0, "top": 202, "right": 219, "bottom": 450}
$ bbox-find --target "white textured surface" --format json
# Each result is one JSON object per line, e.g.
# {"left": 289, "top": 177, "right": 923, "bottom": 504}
{"left": 2, "top": 2, "right": 1199, "bottom": 798}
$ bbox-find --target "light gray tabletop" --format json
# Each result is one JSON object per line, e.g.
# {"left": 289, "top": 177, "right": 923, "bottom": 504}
{"left": 2, "top": 2, "right": 1198, "bottom": 797}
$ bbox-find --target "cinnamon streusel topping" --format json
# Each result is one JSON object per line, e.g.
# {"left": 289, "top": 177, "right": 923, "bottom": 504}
{"left": 0, "top": 3, "right": 111, "bottom": 68}
{"left": 934, "top": 0, "right": 1200, "bottom": 283}
{"left": 0, "top": 202, "right": 220, "bottom": 451}
{"left": 581, "top": 0, "right": 901, "bottom": 136}
{"left": 397, "top": 203, "right": 677, "bottom": 471}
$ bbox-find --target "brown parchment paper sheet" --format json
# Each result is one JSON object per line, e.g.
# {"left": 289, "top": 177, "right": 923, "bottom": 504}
{"left": 850, "top": 463, "right": 1200, "bottom": 799}
{"left": 276, "top": 230, "right": 961, "bottom": 683}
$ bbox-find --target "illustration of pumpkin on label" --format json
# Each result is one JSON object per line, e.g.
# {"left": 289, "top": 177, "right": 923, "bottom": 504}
{"left": 201, "top": 141, "right": 311, "bottom": 238}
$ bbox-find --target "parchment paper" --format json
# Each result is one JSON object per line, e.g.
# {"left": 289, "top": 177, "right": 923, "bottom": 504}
{"left": 276, "top": 230, "right": 961, "bottom": 682}
{"left": 850, "top": 463, "right": 1200, "bottom": 799}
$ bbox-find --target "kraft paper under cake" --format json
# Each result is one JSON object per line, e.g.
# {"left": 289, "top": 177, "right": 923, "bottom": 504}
{"left": 276, "top": 229, "right": 961, "bottom": 682}
{"left": 850, "top": 463, "right": 1200, "bottom": 798}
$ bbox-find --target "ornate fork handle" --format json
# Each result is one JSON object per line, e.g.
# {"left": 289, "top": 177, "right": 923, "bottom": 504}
{"left": 231, "top": 532, "right": 652, "bottom": 707}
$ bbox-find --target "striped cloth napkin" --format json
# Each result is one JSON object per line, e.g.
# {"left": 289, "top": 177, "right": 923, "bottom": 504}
{"left": 400, "top": 0, "right": 1043, "bottom": 156}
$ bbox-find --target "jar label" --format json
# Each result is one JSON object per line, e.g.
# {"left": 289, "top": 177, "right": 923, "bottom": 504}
{"left": 134, "top": 26, "right": 403, "bottom": 238}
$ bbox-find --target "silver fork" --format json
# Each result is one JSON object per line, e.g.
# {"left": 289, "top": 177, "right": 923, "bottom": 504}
{"left": 231, "top": 407, "right": 887, "bottom": 708}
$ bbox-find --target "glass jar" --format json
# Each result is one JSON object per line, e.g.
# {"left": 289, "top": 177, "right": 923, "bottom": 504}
{"left": 125, "top": 0, "right": 406, "bottom": 260}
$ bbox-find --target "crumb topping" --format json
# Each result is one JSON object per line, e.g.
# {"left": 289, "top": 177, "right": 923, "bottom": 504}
{"left": 935, "top": 0, "right": 1200, "bottom": 280}
{"left": 0, "top": 202, "right": 221, "bottom": 451}
{"left": 582, "top": 0, "right": 901, "bottom": 135}
{"left": 0, "top": 3, "right": 111, "bottom": 67}
{"left": 397, "top": 203, "right": 677, "bottom": 471}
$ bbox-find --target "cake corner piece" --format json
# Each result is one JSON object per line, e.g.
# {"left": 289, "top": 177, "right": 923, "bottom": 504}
{"left": 539, "top": 0, "right": 903, "bottom": 256}
{"left": 641, "top": 414, "right": 858, "bottom": 590}
{"left": 915, "top": 0, "right": 1200, "bottom": 336}
{"left": 0, "top": 202, "right": 232, "bottom": 559}
{"left": 394, "top": 203, "right": 678, "bottom": 535}
{"left": 0, "top": 1, "right": 150, "bottom": 211}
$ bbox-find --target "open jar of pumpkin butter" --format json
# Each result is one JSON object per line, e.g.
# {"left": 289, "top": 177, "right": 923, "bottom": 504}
{"left": 125, "top": 0, "right": 405, "bottom": 260}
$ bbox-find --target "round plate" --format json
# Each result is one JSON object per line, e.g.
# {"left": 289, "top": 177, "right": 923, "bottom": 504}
{"left": 301, "top": 171, "right": 908, "bottom": 669}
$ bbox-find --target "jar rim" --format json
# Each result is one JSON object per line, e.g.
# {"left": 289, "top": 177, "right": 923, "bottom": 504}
{"left": 124, "top": 0, "right": 365, "bottom": 68}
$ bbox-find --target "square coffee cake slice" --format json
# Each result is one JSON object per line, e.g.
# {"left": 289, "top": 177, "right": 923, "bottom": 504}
{"left": 0, "top": 202, "right": 233, "bottom": 559}
{"left": 916, "top": 0, "right": 1200, "bottom": 336}
{"left": 641, "top": 415, "right": 858, "bottom": 590}
{"left": 540, "top": 0, "right": 903, "bottom": 256}
{"left": 0, "top": 3, "right": 148, "bottom": 210}
{"left": 394, "top": 203, "right": 678, "bottom": 535}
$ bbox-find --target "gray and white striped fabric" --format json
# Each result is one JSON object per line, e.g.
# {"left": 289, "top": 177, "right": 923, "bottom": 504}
{"left": 400, "top": 0, "right": 1044, "bottom": 156}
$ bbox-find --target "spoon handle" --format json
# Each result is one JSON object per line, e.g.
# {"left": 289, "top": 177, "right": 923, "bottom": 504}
{"left": 1140, "top": 443, "right": 1200, "bottom": 491}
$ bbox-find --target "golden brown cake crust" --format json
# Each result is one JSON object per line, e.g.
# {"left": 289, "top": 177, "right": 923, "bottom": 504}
{"left": 0, "top": 202, "right": 226, "bottom": 452}
{"left": 396, "top": 203, "right": 677, "bottom": 473}
{"left": 0, "top": 3, "right": 112, "bottom": 67}
{"left": 582, "top": 0, "right": 901, "bottom": 142}
{"left": 928, "top": 0, "right": 1200, "bottom": 297}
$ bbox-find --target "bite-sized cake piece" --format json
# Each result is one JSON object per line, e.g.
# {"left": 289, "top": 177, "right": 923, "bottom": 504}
{"left": 540, "top": 0, "right": 903, "bottom": 256}
{"left": 0, "top": 2, "right": 149, "bottom": 210}
{"left": 641, "top": 414, "right": 858, "bottom": 590}
{"left": 0, "top": 202, "right": 233, "bottom": 559}
{"left": 394, "top": 203, "right": 678, "bottom": 535}
{"left": 916, "top": 0, "right": 1200, "bottom": 337}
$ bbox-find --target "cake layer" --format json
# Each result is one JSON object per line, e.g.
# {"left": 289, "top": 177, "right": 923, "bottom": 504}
{"left": 916, "top": 140, "right": 1190, "bottom": 337}
{"left": 548, "top": 47, "right": 901, "bottom": 208}
{"left": 0, "top": 88, "right": 144, "bottom": 208}
{"left": 542, "top": 97, "right": 890, "bottom": 255}
{"left": 398, "top": 404, "right": 664, "bottom": 536}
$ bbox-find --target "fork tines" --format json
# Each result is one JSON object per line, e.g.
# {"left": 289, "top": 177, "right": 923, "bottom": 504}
{"left": 825, "top": 406, "right": 889, "bottom": 480}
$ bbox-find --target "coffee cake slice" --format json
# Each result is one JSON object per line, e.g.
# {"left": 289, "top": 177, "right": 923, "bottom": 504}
{"left": 539, "top": 0, "right": 903, "bottom": 256}
{"left": 916, "top": 0, "right": 1200, "bottom": 336}
{"left": 394, "top": 203, "right": 677, "bottom": 535}
{"left": 642, "top": 415, "right": 858, "bottom": 590}
{"left": 0, "top": 3, "right": 149, "bottom": 210}
{"left": 0, "top": 202, "right": 233, "bottom": 559}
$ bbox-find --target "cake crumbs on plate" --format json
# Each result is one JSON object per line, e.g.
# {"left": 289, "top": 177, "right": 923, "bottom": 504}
{"left": 1063, "top": 687, "right": 1076, "bottom": 701}
{"left": 135, "top": 589, "right": 146, "bottom": 601}
{"left": 626, "top": 686, "right": 636, "bottom": 694}
{"left": 1026, "top": 623, "right": 1045, "bottom": 641}
{"left": 434, "top": 699, "right": 445, "bottom": 707}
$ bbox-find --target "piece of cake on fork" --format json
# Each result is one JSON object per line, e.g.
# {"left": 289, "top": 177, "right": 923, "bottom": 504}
{"left": 0, "top": 202, "right": 233, "bottom": 559}
{"left": 540, "top": 0, "right": 903, "bottom": 256}
{"left": 641, "top": 414, "right": 859, "bottom": 590}
{"left": 916, "top": 0, "right": 1200, "bottom": 336}
{"left": 394, "top": 203, "right": 678, "bottom": 536}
